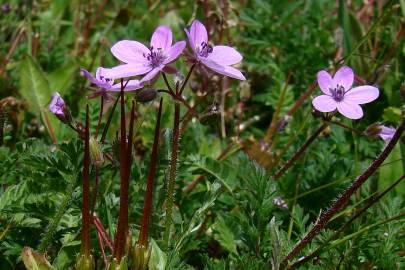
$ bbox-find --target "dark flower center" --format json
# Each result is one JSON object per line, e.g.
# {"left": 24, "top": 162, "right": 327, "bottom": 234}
{"left": 99, "top": 76, "right": 112, "bottom": 84}
{"left": 144, "top": 47, "right": 167, "bottom": 68}
{"left": 330, "top": 84, "right": 345, "bottom": 102}
{"left": 197, "top": 42, "right": 213, "bottom": 58}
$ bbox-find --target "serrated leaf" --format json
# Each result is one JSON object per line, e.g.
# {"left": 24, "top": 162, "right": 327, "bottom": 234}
{"left": 212, "top": 216, "right": 238, "bottom": 255}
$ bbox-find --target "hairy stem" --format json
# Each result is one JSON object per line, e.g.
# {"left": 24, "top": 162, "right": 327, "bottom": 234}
{"left": 138, "top": 98, "right": 163, "bottom": 246}
{"left": 280, "top": 120, "right": 405, "bottom": 269}
{"left": 164, "top": 102, "right": 181, "bottom": 248}
{"left": 274, "top": 123, "right": 328, "bottom": 180}
{"left": 289, "top": 173, "right": 405, "bottom": 269}
{"left": 80, "top": 104, "right": 91, "bottom": 257}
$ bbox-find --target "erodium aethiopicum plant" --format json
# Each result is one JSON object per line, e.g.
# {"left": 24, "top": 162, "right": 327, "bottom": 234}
{"left": 40, "top": 16, "right": 404, "bottom": 270}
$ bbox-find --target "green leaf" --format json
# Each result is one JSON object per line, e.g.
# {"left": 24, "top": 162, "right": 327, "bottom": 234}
{"left": 19, "top": 55, "right": 52, "bottom": 115}
{"left": 21, "top": 247, "right": 54, "bottom": 270}
{"left": 212, "top": 216, "right": 238, "bottom": 255}
{"left": 379, "top": 144, "right": 405, "bottom": 195}
{"left": 149, "top": 239, "right": 167, "bottom": 270}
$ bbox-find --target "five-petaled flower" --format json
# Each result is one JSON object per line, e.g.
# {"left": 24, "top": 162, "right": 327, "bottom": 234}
{"left": 312, "top": 66, "right": 379, "bottom": 119}
{"left": 81, "top": 67, "right": 143, "bottom": 94}
{"left": 49, "top": 92, "right": 71, "bottom": 124}
{"left": 106, "top": 26, "right": 186, "bottom": 82}
{"left": 185, "top": 20, "right": 245, "bottom": 81}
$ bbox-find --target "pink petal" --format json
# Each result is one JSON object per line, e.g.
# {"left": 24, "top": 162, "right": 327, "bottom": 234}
{"left": 312, "top": 95, "right": 337, "bottom": 112}
{"left": 344, "top": 85, "right": 379, "bottom": 104}
{"left": 336, "top": 101, "right": 363, "bottom": 119}
{"left": 379, "top": 126, "right": 396, "bottom": 141}
{"left": 109, "top": 80, "right": 144, "bottom": 92}
{"left": 164, "top": 41, "right": 186, "bottom": 64}
{"left": 333, "top": 66, "right": 354, "bottom": 91}
{"left": 140, "top": 67, "right": 161, "bottom": 82}
{"left": 201, "top": 58, "right": 245, "bottom": 80}
{"left": 189, "top": 20, "right": 208, "bottom": 51}
{"left": 110, "top": 40, "right": 150, "bottom": 64}
{"left": 105, "top": 63, "right": 151, "bottom": 79}
{"left": 207, "top": 45, "right": 243, "bottom": 65}
{"left": 317, "top": 70, "right": 333, "bottom": 95}
{"left": 81, "top": 68, "right": 99, "bottom": 84}
{"left": 150, "top": 25, "right": 172, "bottom": 50}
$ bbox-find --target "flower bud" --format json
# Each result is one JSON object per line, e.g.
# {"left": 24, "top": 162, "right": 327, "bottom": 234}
{"left": 48, "top": 92, "right": 72, "bottom": 124}
{"left": 238, "top": 81, "right": 251, "bottom": 101}
{"left": 89, "top": 137, "right": 104, "bottom": 167}
{"left": 108, "top": 257, "right": 128, "bottom": 270}
{"left": 199, "top": 103, "right": 220, "bottom": 125}
{"left": 365, "top": 123, "right": 396, "bottom": 142}
{"left": 75, "top": 254, "right": 95, "bottom": 270}
{"left": 136, "top": 89, "right": 158, "bottom": 103}
{"left": 133, "top": 243, "right": 151, "bottom": 270}
{"left": 21, "top": 247, "right": 54, "bottom": 270}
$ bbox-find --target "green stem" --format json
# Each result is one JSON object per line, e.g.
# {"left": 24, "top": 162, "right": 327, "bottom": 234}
{"left": 38, "top": 172, "right": 78, "bottom": 252}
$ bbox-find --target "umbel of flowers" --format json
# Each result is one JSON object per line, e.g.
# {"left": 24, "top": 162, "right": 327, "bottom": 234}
{"left": 44, "top": 18, "right": 402, "bottom": 270}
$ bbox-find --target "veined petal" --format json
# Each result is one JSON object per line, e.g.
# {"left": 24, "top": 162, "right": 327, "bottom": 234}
{"left": 344, "top": 85, "right": 379, "bottom": 104}
{"left": 81, "top": 68, "right": 99, "bottom": 85}
{"left": 109, "top": 80, "right": 144, "bottom": 92}
{"left": 81, "top": 68, "right": 112, "bottom": 89}
{"left": 164, "top": 41, "right": 186, "bottom": 64}
{"left": 200, "top": 58, "right": 245, "bottom": 80}
{"left": 189, "top": 20, "right": 208, "bottom": 50}
{"left": 111, "top": 40, "right": 150, "bottom": 64}
{"left": 150, "top": 25, "right": 172, "bottom": 50}
{"left": 140, "top": 67, "right": 161, "bottom": 82}
{"left": 312, "top": 95, "right": 337, "bottom": 112}
{"left": 336, "top": 101, "right": 363, "bottom": 119}
{"left": 333, "top": 66, "right": 354, "bottom": 91}
{"left": 207, "top": 45, "right": 243, "bottom": 65}
{"left": 105, "top": 63, "right": 151, "bottom": 79}
{"left": 317, "top": 70, "right": 333, "bottom": 95}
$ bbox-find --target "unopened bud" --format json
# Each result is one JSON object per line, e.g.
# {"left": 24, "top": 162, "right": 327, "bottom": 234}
{"left": 365, "top": 123, "right": 396, "bottom": 142}
{"left": 75, "top": 254, "right": 94, "bottom": 270}
{"left": 136, "top": 88, "right": 158, "bottom": 103}
{"left": 364, "top": 123, "right": 383, "bottom": 138}
{"left": 133, "top": 243, "right": 150, "bottom": 270}
{"left": 199, "top": 103, "right": 220, "bottom": 125}
{"left": 89, "top": 137, "right": 104, "bottom": 167}
{"left": 108, "top": 256, "right": 128, "bottom": 270}
{"left": 49, "top": 92, "right": 72, "bottom": 124}
{"left": 21, "top": 247, "right": 54, "bottom": 270}
{"left": 238, "top": 81, "right": 251, "bottom": 101}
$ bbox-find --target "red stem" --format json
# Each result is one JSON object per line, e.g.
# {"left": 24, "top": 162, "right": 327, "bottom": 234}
{"left": 138, "top": 98, "right": 163, "bottom": 246}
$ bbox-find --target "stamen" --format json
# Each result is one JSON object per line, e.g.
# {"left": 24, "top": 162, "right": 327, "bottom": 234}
{"left": 331, "top": 84, "right": 345, "bottom": 102}
{"left": 197, "top": 42, "right": 213, "bottom": 58}
{"left": 144, "top": 47, "right": 167, "bottom": 68}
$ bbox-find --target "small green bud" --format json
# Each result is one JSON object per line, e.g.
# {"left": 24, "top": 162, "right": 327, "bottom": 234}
{"left": 75, "top": 254, "right": 94, "bottom": 270}
{"left": 136, "top": 89, "right": 158, "bottom": 103}
{"left": 21, "top": 247, "right": 54, "bottom": 270}
{"left": 108, "top": 257, "right": 128, "bottom": 270}
{"left": 133, "top": 243, "right": 150, "bottom": 270}
{"left": 89, "top": 137, "right": 104, "bottom": 167}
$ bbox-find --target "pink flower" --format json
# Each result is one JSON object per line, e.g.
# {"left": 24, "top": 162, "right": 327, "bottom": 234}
{"left": 81, "top": 67, "right": 143, "bottom": 92}
{"left": 312, "top": 66, "right": 379, "bottom": 119}
{"left": 106, "top": 26, "right": 186, "bottom": 82}
{"left": 49, "top": 92, "right": 71, "bottom": 124}
{"left": 185, "top": 20, "right": 245, "bottom": 81}
{"left": 377, "top": 125, "right": 396, "bottom": 141}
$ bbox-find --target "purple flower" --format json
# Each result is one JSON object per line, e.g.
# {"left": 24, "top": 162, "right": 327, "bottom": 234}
{"left": 81, "top": 67, "right": 143, "bottom": 92}
{"left": 185, "top": 20, "right": 245, "bottom": 81}
{"left": 49, "top": 92, "right": 71, "bottom": 124}
{"left": 378, "top": 125, "right": 396, "bottom": 141}
{"left": 106, "top": 26, "right": 186, "bottom": 82}
{"left": 312, "top": 66, "right": 379, "bottom": 119}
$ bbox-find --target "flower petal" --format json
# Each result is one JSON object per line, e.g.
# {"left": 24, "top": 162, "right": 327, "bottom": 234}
{"left": 336, "top": 101, "right": 363, "bottom": 119}
{"left": 201, "top": 58, "right": 245, "bottom": 80}
{"left": 312, "top": 95, "right": 337, "bottom": 112}
{"left": 379, "top": 126, "right": 396, "bottom": 141}
{"left": 105, "top": 64, "right": 151, "bottom": 79}
{"left": 150, "top": 25, "right": 172, "bottom": 50}
{"left": 333, "top": 66, "right": 354, "bottom": 91}
{"left": 81, "top": 68, "right": 99, "bottom": 85}
{"left": 140, "top": 67, "right": 161, "bottom": 82}
{"left": 207, "top": 45, "right": 243, "bottom": 65}
{"left": 189, "top": 20, "right": 208, "bottom": 50}
{"left": 344, "top": 85, "right": 379, "bottom": 104}
{"left": 109, "top": 80, "right": 144, "bottom": 92}
{"left": 110, "top": 40, "right": 150, "bottom": 64}
{"left": 317, "top": 70, "right": 333, "bottom": 95}
{"left": 81, "top": 68, "right": 112, "bottom": 89}
{"left": 164, "top": 41, "right": 186, "bottom": 64}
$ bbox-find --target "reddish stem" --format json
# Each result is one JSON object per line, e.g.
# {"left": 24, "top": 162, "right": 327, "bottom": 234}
{"left": 138, "top": 98, "right": 163, "bottom": 246}
{"left": 280, "top": 120, "right": 405, "bottom": 268}
{"left": 93, "top": 215, "right": 114, "bottom": 253}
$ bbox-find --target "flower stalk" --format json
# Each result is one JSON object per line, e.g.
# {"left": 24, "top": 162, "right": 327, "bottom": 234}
{"left": 138, "top": 98, "right": 163, "bottom": 247}
{"left": 280, "top": 118, "right": 405, "bottom": 269}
